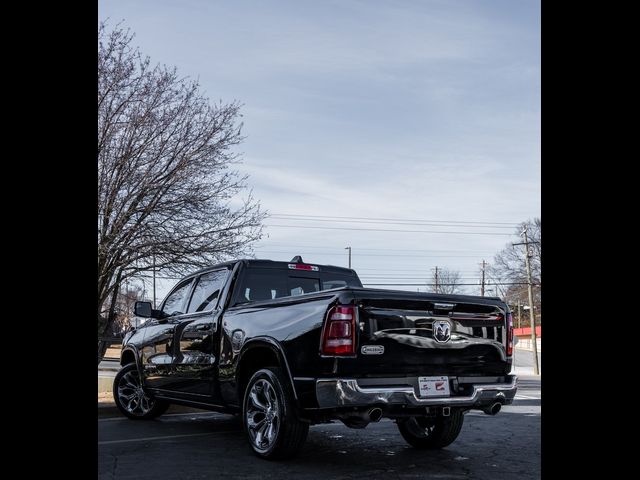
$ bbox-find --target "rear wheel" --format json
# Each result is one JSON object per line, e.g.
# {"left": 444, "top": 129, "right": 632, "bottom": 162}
{"left": 396, "top": 410, "right": 464, "bottom": 449}
{"left": 113, "top": 363, "right": 169, "bottom": 420}
{"left": 243, "top": 367, "right": 309, "bottom": 459}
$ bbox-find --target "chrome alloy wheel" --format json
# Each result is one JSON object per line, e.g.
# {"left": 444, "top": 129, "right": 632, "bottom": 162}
{"left": 246, "top": 378, "right": 280, "bottom": 453}
{"left": 116, "top": 369, "right": 155, "bottom": 416}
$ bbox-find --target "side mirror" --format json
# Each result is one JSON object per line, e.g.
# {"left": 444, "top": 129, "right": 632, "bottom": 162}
{"left": 134, "top": 301, "right": 153, "bottom": 318}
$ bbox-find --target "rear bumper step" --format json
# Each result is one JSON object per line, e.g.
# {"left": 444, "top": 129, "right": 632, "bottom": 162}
{"left": 315, "top": 375, "right": 517, "bottom": 410}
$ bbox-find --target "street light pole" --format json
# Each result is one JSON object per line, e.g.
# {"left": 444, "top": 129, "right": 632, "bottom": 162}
{"left": 152, "top": 254, "right": 156, "bottom": 309}
{"left": 345, "top": 246, "right": 351, "bottom": 269}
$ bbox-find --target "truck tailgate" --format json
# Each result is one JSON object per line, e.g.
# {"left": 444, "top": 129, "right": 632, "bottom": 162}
{"left": 340, "top": 291, "right": 511, "bottom": 377}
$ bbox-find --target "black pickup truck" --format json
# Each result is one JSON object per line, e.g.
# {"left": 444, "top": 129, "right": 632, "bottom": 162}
{"left": 114, "top": 257, "right": 517, "bottom": 459}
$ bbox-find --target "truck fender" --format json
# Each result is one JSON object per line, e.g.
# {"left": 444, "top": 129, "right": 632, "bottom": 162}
{"left": 237, "top": 337, "right": 299, "bottom": 401}
{"left": 120, "top": 345, "right": 145, "bottom": 381}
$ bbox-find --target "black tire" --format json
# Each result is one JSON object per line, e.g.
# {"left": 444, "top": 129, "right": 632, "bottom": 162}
{"left": 242, "top": 367, "right": 309, "bottom": 460}
{"left": 397, "top": 411, "right": 464, "bottom": 449}
{"left": 113, "top": 363, "right": 169, "bottom": 420}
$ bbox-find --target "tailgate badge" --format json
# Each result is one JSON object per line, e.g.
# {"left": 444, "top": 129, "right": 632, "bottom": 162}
{"left": 434, "top": 303, "right": 455, "bottom": 310}
{"left": 361, "top": 345, "right": 385, "bottom": 355}
{"left": 433, "top": 320, "right": 452, "bottom": 343}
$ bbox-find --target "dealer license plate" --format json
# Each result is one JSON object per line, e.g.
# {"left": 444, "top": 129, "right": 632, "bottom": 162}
{"left": 418, "top": 376, "right": 450, "bottom": 397}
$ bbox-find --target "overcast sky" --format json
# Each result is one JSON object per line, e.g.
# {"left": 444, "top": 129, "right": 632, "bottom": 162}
{"left": 99, "top": 0, "right": 540, "bottom": 301}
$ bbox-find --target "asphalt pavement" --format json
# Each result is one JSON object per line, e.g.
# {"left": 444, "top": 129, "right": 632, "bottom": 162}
{"left": 99, "top": 348, "right": 541, "bottom": 478}
{"left": 98, "top": 375, "right": 541, "bottom": 480}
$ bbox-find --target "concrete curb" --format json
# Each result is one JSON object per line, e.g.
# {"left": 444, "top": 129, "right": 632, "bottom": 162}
{"left": 98, "top": 370, "right": 117, "bottom": 393}
{"left": 511, "top": 367, "right": 541, "bottom": 376}
{"left": 98, "top": 359, "right": 120, "bottom": 393}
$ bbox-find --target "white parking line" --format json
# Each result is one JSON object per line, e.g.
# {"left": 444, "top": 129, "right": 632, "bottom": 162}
{"left": 99, "top": 431, "right": 229, "bottom": 445}
{"left": 515, "top": 395, "right": 541, "bottom": 400}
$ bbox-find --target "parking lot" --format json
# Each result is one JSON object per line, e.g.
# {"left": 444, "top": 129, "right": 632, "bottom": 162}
{"left": 98, "top": 375, "right": 540, "bottom": 480}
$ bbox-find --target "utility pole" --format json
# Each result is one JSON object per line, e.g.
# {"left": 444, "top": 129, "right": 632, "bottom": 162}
{"left": 480, "top": 260, "right": 487, "bottom": 296}
{"left": 345, "top": 246, "right": 351, "bottom": 269}
{"left": 434, "top": 266, "right": 439, "bottom": 293}
{"left": 152, "top": 254, "right": 157, "bottom": 309}
{"left": 514, "top": 227, "right": 540, "bottom": 375}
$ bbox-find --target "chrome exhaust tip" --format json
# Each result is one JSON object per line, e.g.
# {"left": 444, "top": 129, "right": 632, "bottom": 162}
{"left": 483, "top": 402, "right": 502, "bottom": 415}
{"left": 368, "top": 408, "right": 383, "bottom": 422}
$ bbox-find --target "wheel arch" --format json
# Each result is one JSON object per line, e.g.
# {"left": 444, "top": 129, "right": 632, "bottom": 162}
{"left": 120, "top": 345, "right": 144, "bottom": 379}
{"left": 236, "top": 337, "right": 298, "bottom": 405}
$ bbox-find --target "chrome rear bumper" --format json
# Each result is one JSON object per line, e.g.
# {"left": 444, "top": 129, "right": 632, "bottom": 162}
{"left": 316, "top": 375, "right": 517, "bottom": 410}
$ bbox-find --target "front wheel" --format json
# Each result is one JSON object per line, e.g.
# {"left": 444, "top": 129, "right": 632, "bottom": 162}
{"left": 113, "top": 363, "right": 169, "bottom": 420}
{"left": 243, "top": 367, "right": 309, "bottom": 459}
{"left": 397, "top": 410, "right": 464, "bottom": 449}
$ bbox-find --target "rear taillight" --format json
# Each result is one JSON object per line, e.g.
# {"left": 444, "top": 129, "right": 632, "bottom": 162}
{"left": 321, "top": 305, "right": 357, "bottom": 356}
{"left": 506, "top": 312, "right": 514, "bottom": 356}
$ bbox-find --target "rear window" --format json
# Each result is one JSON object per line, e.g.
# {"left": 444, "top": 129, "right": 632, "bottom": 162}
{"left": 321, "top": 272, "right": 362, "bottom": 290}
{"left": 233, "top": 267, "right": 361, "bottom": 305}
{"left": 289, "top": 277, "right": 320, "bottom": 296}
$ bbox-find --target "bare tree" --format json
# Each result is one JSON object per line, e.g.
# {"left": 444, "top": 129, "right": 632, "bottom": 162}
{"left": 490, "top": 218, "right": 541, "bottom": 284}
{"left": 430, "top": 268, "right": 462, "bottom": 294}
{"left": 113, "top": 283, "right": 146, "bottom": 335}
{"left": 489, "top": 218, "right": 541, "bottom": 318}
{"left": 98, "top": 22, "right": 265, "bottom": 364}
{"left": 499, "top": 284, "right": 541, "bottom": 328}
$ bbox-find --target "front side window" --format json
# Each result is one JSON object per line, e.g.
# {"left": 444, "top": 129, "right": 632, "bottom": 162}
{"left": 187, "top": 270, "right": 229, "bottom": 313}
{"left": 161, "top": 279, "right": 193, "bottom": 316}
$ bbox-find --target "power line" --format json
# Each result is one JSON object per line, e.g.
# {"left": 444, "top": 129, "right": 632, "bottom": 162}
{"left": 131, "top": 275, "right": 532, "bottom": 287}
{"left": 267, "top": 215, "right": 516, "bottom": 229}
{"left": 356, "top": 269, "right": 489, "bottom": 273}
{"left": 254, "top": 242, "right": 495, "bottom": 253}
{"left": 254, "top": 250, "right": 488, "bottom": 258}
{"left": 359, "top": 278, "right": 485, "bottom": 281}
{"left": 268, "top": 213, "right": 519, "bottom": 226}
{"left": 363, "top": 282, "right": 530, "bottom": 286}
{"left": 358, "top": 273, "right": 485, "bottom": 277}
{"left": 136, "top": 274, "right": 183, "bottom": 280}
{"left": 265, "top": 224, "right": 514, "bottom": 236}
